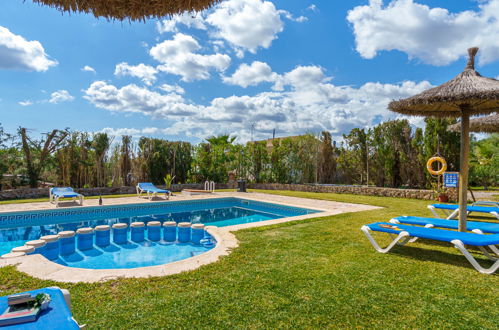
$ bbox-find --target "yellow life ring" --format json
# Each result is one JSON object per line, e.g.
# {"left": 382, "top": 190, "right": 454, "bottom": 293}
{"left": 426, "top": 157, "right": 447, "bottom": 176}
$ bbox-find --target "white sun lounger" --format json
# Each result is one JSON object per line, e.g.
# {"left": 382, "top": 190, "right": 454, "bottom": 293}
{"left": 428, "top": 203, "right": 499, "bottom": 220}
{"left": 50, "top": 187, "right": 84, "bottom": 207}
{"left": 136, "top": 182, "right": 171, "bottom": 200}
{"left": 361, "top": 222, "right": 499, "bottom": 274}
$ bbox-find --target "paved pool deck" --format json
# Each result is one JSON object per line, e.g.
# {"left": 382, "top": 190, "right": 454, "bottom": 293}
{"left": 0, "top": 191, "right": 380, "bottom": 283}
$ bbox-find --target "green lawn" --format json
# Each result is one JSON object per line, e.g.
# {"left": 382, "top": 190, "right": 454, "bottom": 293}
{"left": 0, "top": 190, "right": 498, "bottom": 329}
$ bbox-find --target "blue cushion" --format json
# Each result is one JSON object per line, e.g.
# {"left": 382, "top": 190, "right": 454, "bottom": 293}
{"left": 0, "top": 287, "right": 79, "bottom": 329}
{"left": 138, "top": 183, "right": 169, "bottom": 193}
{"left": 366, "top": 222, "right": 499, "bottom": 246}
{"left": 431, "top": 204, "right": 499, "bottom": 214}
{"left": 51, "top": 188, "right": 80, "bottom": 198}
{"left": 393, "top": 216, "right": 499, "bottom": 234}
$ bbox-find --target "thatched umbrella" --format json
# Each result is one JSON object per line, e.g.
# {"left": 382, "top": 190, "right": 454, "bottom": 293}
{"left": 31, "top": 0, "right": 221, "bottom": 21}
{"left": 389, "top": 47, "right": 499, "bottom": 232}
{"left": 449, "top": 113, "right": 499, "bottom": 133}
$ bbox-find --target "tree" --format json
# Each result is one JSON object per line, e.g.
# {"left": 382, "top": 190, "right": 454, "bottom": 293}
{"left": 120, "top": 135, "right": 132, "bottom": 186}
{"left": 92, "top": 133, "right": 112, "bottom": 187}
{"left": 318, "top": 131, "right": 335, "bottom": 183}
{"left": 19, "top": 127, "right": 68, "bottom": 188}
{"left": 469, "top": 134, "right": 499, "bottom": 189}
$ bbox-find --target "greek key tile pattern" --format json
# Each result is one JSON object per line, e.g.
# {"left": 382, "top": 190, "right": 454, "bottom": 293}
{"left": 0, "top": 198, "right": 317, "bottom": 229}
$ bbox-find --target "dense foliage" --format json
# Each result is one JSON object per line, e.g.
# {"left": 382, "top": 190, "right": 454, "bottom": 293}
{"left": 0, "top": 119, "right": 496, "bottom": 189}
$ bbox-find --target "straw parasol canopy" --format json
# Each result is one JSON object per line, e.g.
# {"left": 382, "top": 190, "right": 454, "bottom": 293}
{"left": 31, "top": 0, "right": 222, "bottom": 21}
{"left": 449, "top": 113, "right": 499, "bottom": 133}
{"left": 389, "top": 47, "right": 499, "bottom": 232}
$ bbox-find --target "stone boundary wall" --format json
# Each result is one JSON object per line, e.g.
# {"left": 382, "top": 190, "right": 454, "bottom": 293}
{"left": 247, "top": 183, "right": 458, "bottom": 201}
{"left": 0, "top": 183, "right": 229, "bottom": 201}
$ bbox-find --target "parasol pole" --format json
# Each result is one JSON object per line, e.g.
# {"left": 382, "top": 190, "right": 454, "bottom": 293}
{"left": 458, "top": 107, "right": 470, "bottom": 232}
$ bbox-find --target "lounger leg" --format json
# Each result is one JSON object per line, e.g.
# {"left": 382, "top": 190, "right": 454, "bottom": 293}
{"left": 451, "top": 240, "right": 499, "bottom": 274}
{"left": 446, "top": 209, "right": 459, "bottom": 220}
{"left": 361, "top": 226, "right": 410, "bottom": 253}
{"left": 389, "top": 219, "right": 433, "bottom": 243}
{"left": 471, "top": 229, "right": 499, "bottom": 256}
{"left": 427, "top": 205, "right": 440, "bottom": 218}
{"left": 491, "top": 211, "right": 499, "bottom": 220}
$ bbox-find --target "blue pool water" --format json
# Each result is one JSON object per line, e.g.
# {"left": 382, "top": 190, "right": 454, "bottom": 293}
{"left": 58, "top": 239, "right": 212, "bottom": 269}
{"left": 0, "top": 197, "right": 318, "bottom": 268}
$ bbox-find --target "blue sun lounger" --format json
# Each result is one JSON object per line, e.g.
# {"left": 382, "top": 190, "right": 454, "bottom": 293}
{"left": 361, "top": 222, "right": 499, "bottom": 274}
{"left": 428, "top": 203, "right": 499, "bottom": 220}
{"left": 390, "top": 215, "right": 499, "bottom": 257}
{"left": 49, "top": 187, "right": 84, "bottom": 207}
{"left": 390, "top": 216, "right": 499, "bottom": 234}
{"left": 136, "top": 182, "right": 171, "bottom": 200}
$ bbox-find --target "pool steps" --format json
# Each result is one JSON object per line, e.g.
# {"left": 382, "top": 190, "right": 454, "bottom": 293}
{"left": 1, "top": 222, "right": 215, "bottom": 260}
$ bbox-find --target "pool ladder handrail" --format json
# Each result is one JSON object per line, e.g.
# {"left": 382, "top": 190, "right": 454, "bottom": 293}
{"left": 204, "top": 180, "right": 215, "bottom": 192}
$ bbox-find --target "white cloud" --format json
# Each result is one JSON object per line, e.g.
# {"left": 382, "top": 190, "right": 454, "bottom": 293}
{"left": 347, "top": 0, "right": 499, "bottom": 65}
{"left": 0, "top": 26, "right": 57, "bottom": 72}
{"left": 81, "top": 65, "right": 96, "bottom": 73}
{"left": 150, "top": 33, "right": 231, "bottom": 81}
{"left": 307, "top": 4, "right": 318, "bottom": 12}
{"left": 100, "top": 127, "right": 161, "bottom": 136}
{"left": 156, "top": 13, "right": 207, "bottom": 33}
{"left": 159, "top": 84, "right": 185, "bottom": 94}
{"left": 114, "top": 62, "right": 158, "bottom": 85}
{"left": 18, "top": 100, "right": 33, "bottom": 106}
{"left": 206, "top": 0, "right": 284, "bottom": 53}
{"left": 84, "top": 81, "right": 195, "bottom": 116}
{"left": 49, "top": 90, "right": 74, "bottom": 104}
{"left": 278, "top": 10, "right": 308, "bottom": 23}
{"left": 223, "top": 61, "right": 278, "bottom": 87}
{"left": 84, "top": 65, "right": 432, "bottom": 142}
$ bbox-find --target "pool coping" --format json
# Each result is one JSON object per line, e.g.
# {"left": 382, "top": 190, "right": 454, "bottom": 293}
{"left": 0, "top": 192, "right": 379, "bottom": 283}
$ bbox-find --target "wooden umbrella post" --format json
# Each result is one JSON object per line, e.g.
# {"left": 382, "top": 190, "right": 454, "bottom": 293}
{"left": 458, "top": 108, "right": 470, "bottom": 232}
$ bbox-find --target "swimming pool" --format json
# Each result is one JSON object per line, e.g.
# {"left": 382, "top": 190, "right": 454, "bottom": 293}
{"left": 0, "top": 198, "right": 318, "bottom": 268}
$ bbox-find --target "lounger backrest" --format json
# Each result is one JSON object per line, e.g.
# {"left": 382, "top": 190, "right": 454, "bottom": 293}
{"left": 51, "top": 187, "right": 75, "bottom": 194}
{"left": 138, "top": 182, "right": 156, "bottom": 190}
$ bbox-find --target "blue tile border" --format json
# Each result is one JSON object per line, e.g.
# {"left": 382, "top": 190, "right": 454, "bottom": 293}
{"left": 0, "top": 198, "right": 319, "bottom": 229}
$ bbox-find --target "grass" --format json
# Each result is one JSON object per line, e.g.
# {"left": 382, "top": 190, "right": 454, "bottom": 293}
{"left": 0, "top": 194, "right": 137, "bottom": 205}
{"left": 0, "top": 190, "right": 498, "bottom": 328}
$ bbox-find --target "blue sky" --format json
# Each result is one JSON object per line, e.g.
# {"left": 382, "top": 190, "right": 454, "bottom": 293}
{"left": 1, "top": 0, "right": 498, "bottom": 142}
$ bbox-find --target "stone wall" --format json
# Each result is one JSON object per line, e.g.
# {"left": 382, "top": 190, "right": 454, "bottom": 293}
{"left": 247, "top": 183, "right": 458, "bottom": 201}
{"left": 0, "top": 183, "right": 229, "bottom": 201}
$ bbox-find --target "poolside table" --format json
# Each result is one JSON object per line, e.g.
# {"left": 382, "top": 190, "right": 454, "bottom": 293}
{"left": 0, "top": 287, "right": 80, "bottom": 329}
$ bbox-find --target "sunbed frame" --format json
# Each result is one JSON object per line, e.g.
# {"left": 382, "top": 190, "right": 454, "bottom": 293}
{"left": 361, "top": 223, "right": 499, "bottom": 274}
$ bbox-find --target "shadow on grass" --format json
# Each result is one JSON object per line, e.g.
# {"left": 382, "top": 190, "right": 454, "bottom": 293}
{"left": 388, "top": 244, "right": 498, "bottom": 274}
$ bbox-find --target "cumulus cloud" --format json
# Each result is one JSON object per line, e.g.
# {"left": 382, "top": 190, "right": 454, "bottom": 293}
{"left": 84, "top": 65, "right": 432, "bottom": 142}
{"left": 114, "top": 62, "right": 158, "bottom": 85}
{"left": 159, "top": 83, "right": 185, "bottom": 94}
{"left": 49, "top": 90, "right": 74, "bottom": 104}
{"left": 223, "top": 61, "right": 278, "bottom": 87}
{"left": 156, "top": 13, "right": 207, "bottom": 33}
{"left": 101, "top": 127, "right": 161, "bottom": 137}
{"left": 81, "top": 65, "right": 96, "bottom": 73}
{"left": 150, "top": 33, "right": 231, "bottom": 81}
{"left": 84, "top": 81, "right": 195, "bottom": 116}
{"left": 347, "top": 0, "right": 499, "bottom": 65}
{"left": 0, "top": 26, "right": 57, "bottom": 72}
{"left": 206, "top": 0, "right": 284, "bottom": 53}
